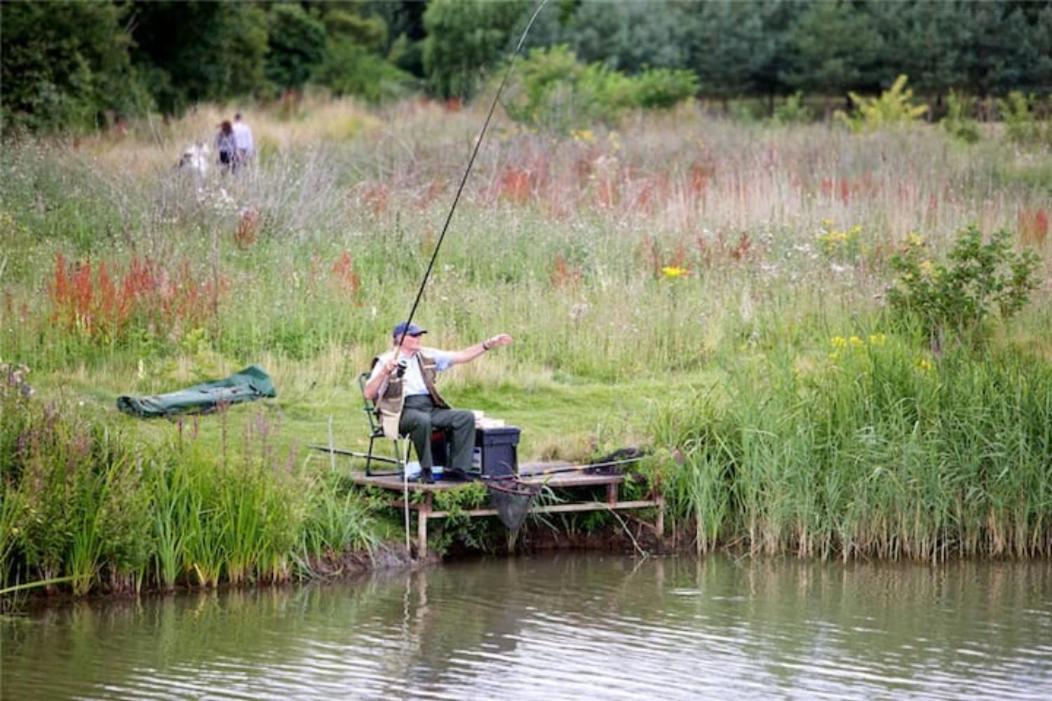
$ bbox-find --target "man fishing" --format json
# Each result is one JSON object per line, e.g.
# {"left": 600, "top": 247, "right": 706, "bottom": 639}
{"left": 364, "top": 322, "right": 513, "bottom": 483}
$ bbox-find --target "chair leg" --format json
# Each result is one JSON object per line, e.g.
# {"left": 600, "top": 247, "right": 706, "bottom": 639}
{"left": 365, "top": 433, "right": 379, "bottom": 476}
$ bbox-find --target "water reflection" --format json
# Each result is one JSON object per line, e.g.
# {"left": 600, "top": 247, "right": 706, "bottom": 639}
{"left": 2, "top": 555, "right": 1051, "bottom": 699}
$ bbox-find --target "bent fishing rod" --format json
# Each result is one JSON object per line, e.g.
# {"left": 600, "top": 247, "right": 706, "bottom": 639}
{"left": 394, "top": 0, "right": 549, "bottom": 354}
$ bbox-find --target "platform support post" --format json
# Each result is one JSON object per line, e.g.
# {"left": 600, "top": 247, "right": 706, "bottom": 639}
{"left": 417, "top": 493, "right": 432, "bottom": 558}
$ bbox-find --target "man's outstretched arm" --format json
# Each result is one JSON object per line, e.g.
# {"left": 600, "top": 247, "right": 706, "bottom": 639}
{"left": 448, "top": 334, "right": 513, "bottom": 366}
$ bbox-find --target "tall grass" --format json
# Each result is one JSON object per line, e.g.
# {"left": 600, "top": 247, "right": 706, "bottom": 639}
{"left": 0, "top": 385, "right": 382, "bottom": 596}
{"left": 652, "top": 326, "right": 1052, "bottom": 561}
{"left": 2, "top": 98, "right": 1047, "bottom": 379}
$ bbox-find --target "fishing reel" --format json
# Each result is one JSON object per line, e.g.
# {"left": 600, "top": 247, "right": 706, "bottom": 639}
{"left": 395, "top": 359, "right": 409, "bottom": 378}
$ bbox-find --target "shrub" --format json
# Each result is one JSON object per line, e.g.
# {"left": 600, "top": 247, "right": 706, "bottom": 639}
{"left": 504, "top": 46, "right": 696, "bottom": 133}
{"left": 997, "top": 91, "right": 1048, "bottom": 146}
{"left": 630, "top": 67, "right": 698, "bottom": 110}
{"left": 941, "top": 91, "right": 980, "bottom": 144}
{"left": 836, "top": 74, "right": 927, "bottom": 132}
{"left": 313, "top": 39, "right": 416, "bottom": 104}
{"left": 887, "top": 226, "right": 1040, "bottom": 348}
{"left": 772, "top": 91, "right": 813, "bottom": 125}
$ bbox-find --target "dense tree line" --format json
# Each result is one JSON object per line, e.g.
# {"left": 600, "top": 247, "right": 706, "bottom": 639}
{"left": 2, "top": 0, "right": 1050, "bottom": 132}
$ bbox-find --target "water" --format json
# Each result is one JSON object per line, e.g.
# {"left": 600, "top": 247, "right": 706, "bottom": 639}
{"left": 3, "top": 554, "right": 1051, "bottom": 700}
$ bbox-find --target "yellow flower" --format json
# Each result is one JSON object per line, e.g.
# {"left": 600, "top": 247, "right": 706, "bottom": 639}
{"left": 919, "top": 259, "right": 934, "bottom": 277}
{"left": 571, "top": 129, "right": 594, "bottom": 142}
{"left": 906, "top": 232, "right": 925, "bottom": 248}
{"left": 915, "top": 357, "right": 933, "bottom": 372}
{"left": 868, "top": 334, "right": 887, "bottom": 347}
{"left": 849, "top": 335, "right": 865, "bottom": 348}
{"left": 661, "top": 266, "right": 689, "bottom": 279}
{"left": 830, "top": 336, "right": 847, "bottom": 349}
{"left": 828, "top": 351, "right": 840, "bottom": 362}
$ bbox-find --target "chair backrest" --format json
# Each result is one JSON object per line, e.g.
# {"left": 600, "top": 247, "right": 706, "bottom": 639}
{"left": 357, "top": 371, "right": 384, "bottom": 436}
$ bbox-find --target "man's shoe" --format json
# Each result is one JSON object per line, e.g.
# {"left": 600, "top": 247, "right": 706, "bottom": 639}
{"left": 445, "top": 467, "right": 470, "bottom": 481}
{"left": 415, "top": 468, "right": 434, "bottom": 484}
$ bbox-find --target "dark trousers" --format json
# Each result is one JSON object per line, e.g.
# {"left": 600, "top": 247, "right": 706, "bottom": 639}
{"left": 399, "top": 395, "right": 475, "bottom": 471}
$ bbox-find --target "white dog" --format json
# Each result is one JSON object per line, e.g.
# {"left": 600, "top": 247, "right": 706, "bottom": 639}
{"left": 177, "top": 142, "right": 211, "bottom": 177}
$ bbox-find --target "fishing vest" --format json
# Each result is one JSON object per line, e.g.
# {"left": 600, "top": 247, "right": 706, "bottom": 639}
{"left": 373, "top": 353, "right": 449, "bottom": 439}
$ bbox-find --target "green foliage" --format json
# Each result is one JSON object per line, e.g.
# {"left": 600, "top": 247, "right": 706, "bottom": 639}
{"left": 129, "top": 1, "right": 268, "bottom": 115}
{"left": 314, "top": 39, "right": 416, "bottom": 104}
{"left": 816, "top": 221, "right": 863, "bottom": 263}
{"left": 0, "top": 386, "right": 148, "bottom": 594}
{"left": 836, "top": 75, "right": 928, "bottom": 133}
{"left": 422, "top": 0, "right": 529, "bottom": 99}
{"left": 0, "top": 387, "right": 384, "bottom": 595}
{"left": 630, "top": 68, "right": 699, "bottom": 110}
{"left": 321, "top": 8, "right": 388, "bottom": 52}
{"left": 783, "top": 0, "right": 886, "bottom": 96}
{"left": 686, "top": 0, "right": 771, "bottom": 100}
{"left": 430, "top": 482, "right": 494, "bottom": 554}
{"left": 298, "top": 471, "right": 379, "bottom": 560}
{"left": 265, "top": 3, "right": 328, "bottom": 93}
{"left": 888, "top": 227, "right": 1041, "bottom": 344}
{"left": 652, "top": 337, "right": 1052, "bottom": 560}
{"left": 504, "top": 45, "right": 695, "bottom": 132}
{"left": 997, "top": 91, "right": 1050, "bottom": 147}
{"left": 941, "top": 91, "right": 980, "bottom": 144}
{"left": 0, "top": 1, "right": 150, "bottom": 133}
{"left": 771, "top": 91, "right": 812, "bottom": 125}
{"left": 553, "top": 0, "right": 692, "bottom": 75}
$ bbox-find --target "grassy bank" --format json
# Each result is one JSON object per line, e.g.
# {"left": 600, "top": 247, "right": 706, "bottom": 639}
{"left": 1, "top": 96, "right": 1050, "bottom": 596}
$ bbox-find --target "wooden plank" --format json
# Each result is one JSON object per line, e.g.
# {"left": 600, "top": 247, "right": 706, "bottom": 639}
{"left": 421, "top": 499, "right": 661, "bottom": 519}
{"left": 346, "top": 470, "right": 632, "bottom": 492}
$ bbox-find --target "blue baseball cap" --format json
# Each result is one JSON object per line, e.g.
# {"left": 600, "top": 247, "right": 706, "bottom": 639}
{"left": 392, "top": 321, "right": 427, "bottom": 338}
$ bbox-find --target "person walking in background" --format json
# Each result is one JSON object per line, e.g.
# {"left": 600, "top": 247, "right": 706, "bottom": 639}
{"left": 215, "top": 120, "right": 236, "bottom": 173}
{"left": 233, "top": 113, "right": 254, "bottom": 165}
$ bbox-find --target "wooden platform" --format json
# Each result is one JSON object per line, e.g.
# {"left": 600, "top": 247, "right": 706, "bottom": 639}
{"left": 347, "top": 462, "right": 663, "bottom": 558}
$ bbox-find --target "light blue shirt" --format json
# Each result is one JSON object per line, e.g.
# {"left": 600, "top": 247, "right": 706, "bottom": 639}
{"left": 370, "top": 348, "right": 454, "bottom": 396}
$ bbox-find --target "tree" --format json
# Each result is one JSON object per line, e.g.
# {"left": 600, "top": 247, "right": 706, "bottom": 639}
{"left": 871, "top": 0, "right": 968, "bottom": 98}
{"left": 1, "top": 1, "right": 149, "bottom": 132}
{"left": 422, "top": 0, "right": 530, "bottom": 99}
{"left": 955, "top": 0, "right": 1052, "bottom": 97}
{"left": 782, "top": 0, "right": 887, "bottom": 99}
{"left": 559, "top": 0, "right": 692, "bottom": 75}
{"left": 265, "top": 3, "right": 327, "bottom": 93}
{"left": 128, "top": 1, "right": 267, "bottom": 114}
{"left": 366, "top": 0, "right": 428, "bottom": 77}
{"left": 685, "top": 0, "right": 770, "bottom": 102}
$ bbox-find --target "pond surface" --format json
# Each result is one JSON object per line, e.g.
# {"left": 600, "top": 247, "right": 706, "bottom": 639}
{"left": 3, "top": 554, "right": 1051, "bottom": 700}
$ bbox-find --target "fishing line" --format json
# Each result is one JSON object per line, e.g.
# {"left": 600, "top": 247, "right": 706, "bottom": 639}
{"left": 394, "top": 0, "right": 549, "bottom": 351}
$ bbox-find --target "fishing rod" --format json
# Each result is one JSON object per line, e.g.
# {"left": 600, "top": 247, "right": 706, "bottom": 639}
{"left": 394, "top": 0, "right": 550, "bottom": 353}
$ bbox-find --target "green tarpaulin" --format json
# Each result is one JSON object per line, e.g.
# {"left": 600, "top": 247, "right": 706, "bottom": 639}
{"left": 116, "top": 365, "right": 277, "bottom": 418}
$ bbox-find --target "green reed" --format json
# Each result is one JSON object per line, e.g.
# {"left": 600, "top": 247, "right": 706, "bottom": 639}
{"left": 652, "top": 323, "right": 1052, "bottom": 561}
{"left": 0, "top": 388, "right": 383, "bottom": 596}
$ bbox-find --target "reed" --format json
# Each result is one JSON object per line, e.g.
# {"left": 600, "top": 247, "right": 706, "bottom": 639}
{"left": 651, "top": 326, "right": 1052, "bottom": 561}
{"left": 0, "top": 386, "right": 382, "bottom": 595}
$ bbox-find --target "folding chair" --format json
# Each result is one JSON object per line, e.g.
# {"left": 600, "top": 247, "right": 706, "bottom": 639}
{"left": 357, "top": 371, "right": 449, "bottom": 477}
{"left": 358, "top": 371, "right": 406, "bottom": 476}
